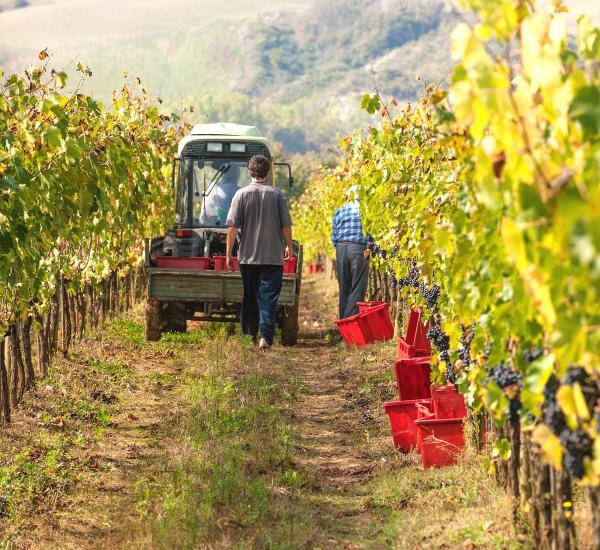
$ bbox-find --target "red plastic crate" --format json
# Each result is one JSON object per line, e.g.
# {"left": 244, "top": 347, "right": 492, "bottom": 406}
{"left": 415, "top": 417, "right": 465, "bottom": 468}
{"left": 357, "top": 301, "right": 385, "bottom": 313}
{"left": 383, "top": 399, "right": 422, "bottom": 452}
{"left": 154, "top": 256, "right": 213, "bottom": 269}
{"left": 283, "top": 256, "right": 298, "bottom": 274}
{"left": 393, "top": 357, "right": 432, "bottom": 400}
{"left": 398, "top": 309, "right": 431, "bottom": 359}
{"left": 334, "top": 314, "right": 371, "bottom": 347}
{"left": 415, "top": 399, "right": 434, "bottom": 452}
{"left": 415, "top": 399, "right": 434, "bottom": 419}
{"left": 308, "top": 263, "right": 324, "bottom": 274}
{"left": 359, "top": 303, "right": 393, "bottom": 342}
{"left": 397, "top": 337, "right": 431, "bottom": 359}
{"left": 431, "top": 385, "right": 467, "bottom": 420}
{"left": 213, "top": 256, "right": 240, "bottom": 272}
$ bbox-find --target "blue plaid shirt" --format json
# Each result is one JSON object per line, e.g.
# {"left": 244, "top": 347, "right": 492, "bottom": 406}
{"left": 331, "top": 201, "right": 369, "bottom": 245}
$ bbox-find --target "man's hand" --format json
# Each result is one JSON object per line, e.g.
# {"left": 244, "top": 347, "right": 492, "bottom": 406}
{"left": 282, "top": 227, "right": 294, "bottom": 259}
{"left": 226, "top": 227, "right": 239, "bottom": 271}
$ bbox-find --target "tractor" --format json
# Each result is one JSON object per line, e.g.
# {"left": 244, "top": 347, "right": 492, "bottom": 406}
{"left": 144, "top": 122, "right": 301, "bottom": 343}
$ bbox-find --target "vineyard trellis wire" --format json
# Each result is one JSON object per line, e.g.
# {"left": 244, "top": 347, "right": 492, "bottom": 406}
{"left": 0, "top": 58, "right": 180, "bottom": 422}
{"left": 292, "top": 0, "right": 600, "bottom": 547}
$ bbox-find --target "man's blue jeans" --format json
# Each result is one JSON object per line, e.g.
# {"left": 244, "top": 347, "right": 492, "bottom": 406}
{"left": 239, "top": 264, "right": 283, "bottom": 344}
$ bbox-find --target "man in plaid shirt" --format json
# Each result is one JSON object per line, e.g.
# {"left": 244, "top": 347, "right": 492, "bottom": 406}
{"left": 332, "top": 186, "right": 369, "bottom": 318}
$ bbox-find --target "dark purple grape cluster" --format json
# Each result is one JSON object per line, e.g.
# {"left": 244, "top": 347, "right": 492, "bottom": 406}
{"left": 367, "top": 240, "right": 386, "bottom": 260}
{"left": 398, "top": 262, "right": 420, "bottom": 288}
{"left": 458, "top": 325, "right": 475, "bottom": 367}
{"left": 561, "top": 366, "right": 599, "bottom": 411}
{"left": 487, "top": 363, "right": 522, "bottom": 389}
{"left": 544, "top": 400, "right": 567, "bottom": 436}
{"left": 445, "top": 363, "right": 457, "bottom": 385}
{"left": 427, "top": 320, "right": 455, "bottom": 383}
{"left": 542, "top": 375, "right": 595, "bottom": 479}
{"left": 419, "top": 282, "right": 440, "bottom": 309}
{"left": 543, "top": 375, "right": 559, "bottom": 401}
{"left": 367, "top": 239, "right": 401, "bottom": 262}
{"left": 542, "top": 376, "right": 567, "bottom": 436}
{"left": 427, "top": 323, "right": 450, "bottom": 353}
{"left": 560, "top": 429, "right": 593, "bottom": 479}
{"left": 562, "top": 366, "right": 588, "bottom": 386}
{"left": 523, "top": 346, "right": 543, "bottom": 363}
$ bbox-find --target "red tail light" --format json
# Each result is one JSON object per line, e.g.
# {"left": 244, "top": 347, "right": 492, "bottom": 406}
{"left": 175, "top": 229, "right": 193, "bottom": 238}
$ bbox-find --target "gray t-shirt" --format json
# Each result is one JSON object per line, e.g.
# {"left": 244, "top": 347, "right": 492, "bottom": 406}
{"left": 226, "top": 183, "right": 293, "bottom": 265}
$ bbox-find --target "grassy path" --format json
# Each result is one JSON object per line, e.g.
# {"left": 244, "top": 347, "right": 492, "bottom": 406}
{"left": 0, "top": 276, "right": 529, "bottom": 549}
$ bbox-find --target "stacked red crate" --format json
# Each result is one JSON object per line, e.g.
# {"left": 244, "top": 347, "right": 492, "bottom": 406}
{"left": 383, "top": 309, "right": 467, "bottom": 467}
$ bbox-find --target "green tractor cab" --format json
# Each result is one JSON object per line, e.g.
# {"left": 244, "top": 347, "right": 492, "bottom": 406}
{"left": 145, "top": 123, "right": 302, "bottom": 343}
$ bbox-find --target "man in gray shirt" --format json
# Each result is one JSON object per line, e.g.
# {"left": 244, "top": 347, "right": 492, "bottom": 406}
{"left": 225, "top": 155, "right": 294, "bottom": 349}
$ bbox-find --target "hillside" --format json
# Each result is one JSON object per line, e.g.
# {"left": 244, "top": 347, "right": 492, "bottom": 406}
{"left": 1, "top": 0, "right": 599, "bottom": 151}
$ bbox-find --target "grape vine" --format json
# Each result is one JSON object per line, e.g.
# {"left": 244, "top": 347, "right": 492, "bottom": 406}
{"left": 293, "top": 0, "right": 600, "bottom": 495}
{"left": 0, "top": 58, "right": 178, "bottom": 332}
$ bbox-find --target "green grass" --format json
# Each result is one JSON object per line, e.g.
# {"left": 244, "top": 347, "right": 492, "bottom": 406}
{"left": 132, "top": 332, "right": 305, "bottom": 548}
{"left": 0, "top": 434, "right": 90, "bottom": 523}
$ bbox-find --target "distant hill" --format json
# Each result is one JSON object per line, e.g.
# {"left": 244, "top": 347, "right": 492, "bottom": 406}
{"left": 1, "top": 0, "right": 599, "bottom": 152}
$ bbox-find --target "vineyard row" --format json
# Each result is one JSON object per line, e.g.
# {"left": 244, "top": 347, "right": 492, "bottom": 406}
{"left": 292, "top": 1, "right": 600, "bottom": 547}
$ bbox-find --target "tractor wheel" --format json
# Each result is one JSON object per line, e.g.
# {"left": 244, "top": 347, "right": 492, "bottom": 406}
{"left": 145, "top": 299, "right": 162, "bottom": 341}
{"left": 279, "top": 302, "right": 299, "bottom": 346}
{"left": 163, "top": 302, "right": 188, "bottom": 333}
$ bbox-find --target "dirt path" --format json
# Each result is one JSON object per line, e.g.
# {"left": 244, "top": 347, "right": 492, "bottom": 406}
{"left": 288, "top": 338, "right": 382, "bottom": 546}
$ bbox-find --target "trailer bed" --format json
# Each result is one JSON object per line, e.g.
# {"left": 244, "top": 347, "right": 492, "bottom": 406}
{"left": 147, "top": 267, "right": 299, "bottom": 305}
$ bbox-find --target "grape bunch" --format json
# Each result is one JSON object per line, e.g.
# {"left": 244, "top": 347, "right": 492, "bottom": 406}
{"left": 542, "top": 374, "right": 596, "bottom": 479}
{"left": 457, "top": 325, "right": 475, "bottom": 367}
{"left": 398, "top": 262, "right": 420, "bottom": 288}
{"left": 542, "top": 376, "right": 567, "bottom": 436}
{"left": 487, "top": 363, "right": 522, "bottom": 389}
{"left": 367, "top": 240, "right": 389, "bottom": 259}
{"left": 560, "top": 429, "right": 593, "bottom": 479}
{"left": 367, "top": 240, "right": 382, "bottom": 257}
{"left": 562, "top": 366, "right": 588, "bottom": 386}
{"left": 419, "top": 282, "right": 440, "bottom": 309}
{"left": 544, "top": 400, "right": 567, "bottom": 436}
{"left": 445, "top": 364, "right": 457, "bottom": 385}
{"left": 561, "top": 365, "right": 599, "bottom": 411}
{"left": 427, "top": 323, "right": 450, "bottom": 353}
{"left": 388, "top": 245, "right": 400, "bottom": 259}
{"left": 427, "top": 321, "right": 455, "bottom": 383}
{"left": 523, "top": 346, "right": 543, "bottom": 363}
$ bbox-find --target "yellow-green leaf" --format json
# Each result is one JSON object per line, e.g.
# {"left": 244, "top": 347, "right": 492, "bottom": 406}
{"left": 532, "top": 424, "right": 563, "bottom": 470}
{"left": 573, "top": 383, "right": 591, "bottom": 420}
